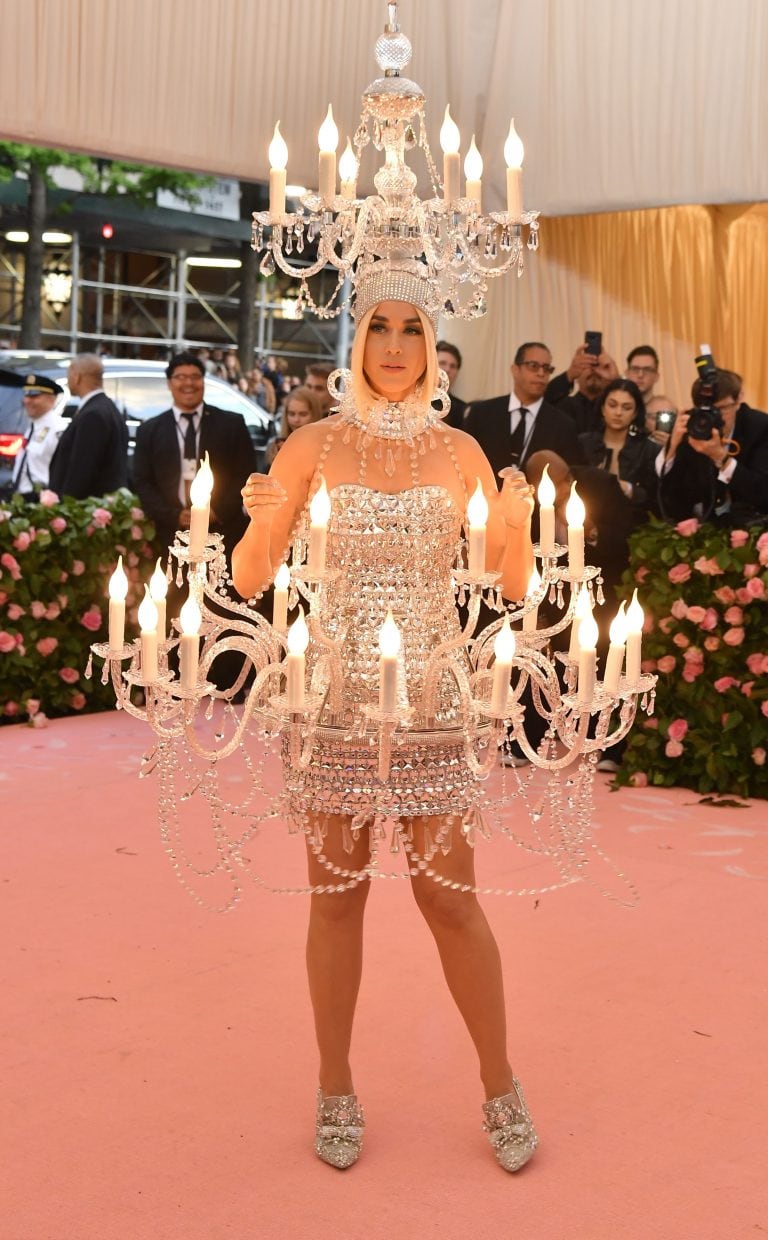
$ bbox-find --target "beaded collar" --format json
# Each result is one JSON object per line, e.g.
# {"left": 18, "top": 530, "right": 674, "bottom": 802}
{"left": 328, "top": 367, "right": 450, "bottom": 443}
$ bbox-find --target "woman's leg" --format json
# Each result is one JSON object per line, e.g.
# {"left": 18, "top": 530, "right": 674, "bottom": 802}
{"left": 305, "top": 818, "right": 371, "bottom": 1097}
{"left": 408, "top": 816, "right": 515, "bottom": 1100}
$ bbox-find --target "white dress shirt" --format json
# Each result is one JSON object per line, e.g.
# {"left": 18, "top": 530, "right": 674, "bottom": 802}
{"left": 12, "top": 409, "right": 68, "bottom": 491}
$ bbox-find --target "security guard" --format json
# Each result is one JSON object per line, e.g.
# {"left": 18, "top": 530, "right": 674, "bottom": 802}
{"left": 12, "top": 373, "right": 67, "bottom": 496}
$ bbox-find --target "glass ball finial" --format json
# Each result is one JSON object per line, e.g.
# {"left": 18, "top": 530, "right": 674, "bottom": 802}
{"left": 374, "top": 29, "right": 412, "bottom": 73}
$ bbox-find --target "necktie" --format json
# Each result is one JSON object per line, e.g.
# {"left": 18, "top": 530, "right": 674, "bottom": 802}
{"left": 12, "top": 428, "right": 33, "bottom": 491}
{"left": 181, "top": 413, "right": 197, "bottom": 504}
{"left": 509, "top": 406, "right": 528, "bottom": 464}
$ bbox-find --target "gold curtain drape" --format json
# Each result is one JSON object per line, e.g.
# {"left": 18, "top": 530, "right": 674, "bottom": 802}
{"left": 450, "top": 204, "right": 768, "bottom": 414}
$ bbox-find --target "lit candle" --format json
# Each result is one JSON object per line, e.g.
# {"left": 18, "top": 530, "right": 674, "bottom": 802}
{"left": 308, "top": 476, "right": 331, "bottom": 573}
{"left": 138, "top": 585, "right": 159, "bottom": 684}
{"left": 625, "top": 589, "right": 644, "bottom": 684}
{"left": 178, "top": 594, "right": 201, "bottom": 691}
{"left": 537, "top": 464, "right": 556, "bottom": 556}
{"left": 108, "top": 556, "right": 128, "bottom": 650}
{"left": 466, "top": 477, "right": 488, "bottom": 577}
{"left": 440, "top": 105, "right": 461, "bottom": 201}
{"left": 149, "top": 557, "right": 168, "bottom": 642}
{"left": 188, "top": 453, "right": 214, "bottom": 558}
{"left": 378, "top": 610, "right": 401, "bottom": 715}
{"left": 577, "top": 613, "right": 599, "bottom": 707}
{"left": 338, "top": 138, "right": 357, "bottom": 200}
{"left": 603, "top": 601, "right": 628, "bottom": 695}
{"left": 569, "top": 587, "right": 592, "bottom": 660}
{"left": 503, "top": 118, "right": 524, "bottom": 217}
{"left": 272, "top": 561, "right": 290, "bottom": 633}
{"left": 318, "top": 105, "right": 339, "bottom": 202}
{"left": 464, "top": 135, "right": 483, "bottom": 206}
{"left": 285, "top": 608, "right": 309, "bottom": 710}
{"left": 565, "top": 482, "right": 585, "bottom": 577}
{"left": 522, "top": 566, "right": 542, "bottom": 632}
{"left": 490, "top": 616, "right": 516, "bottom": 714}
{"left": 268, "top": 122, "right": 288, "bottom": 216}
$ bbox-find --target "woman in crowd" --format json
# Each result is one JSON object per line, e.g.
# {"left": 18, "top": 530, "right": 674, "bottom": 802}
{"left": 263, "top": 384, "right": 323, "bottom": 468}
{"left": 578, "top": 378, "right": 662, "bottom": 521}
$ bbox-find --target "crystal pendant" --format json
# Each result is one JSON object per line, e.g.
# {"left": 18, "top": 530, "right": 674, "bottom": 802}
{"left": 404, "top": 123, "right": 417, "bottom": 149}
{"left": 259, "top": 250, "right": 276, "bottom": 277}
{"left": 354, "top": 120, "right": 370, "bottom": 148}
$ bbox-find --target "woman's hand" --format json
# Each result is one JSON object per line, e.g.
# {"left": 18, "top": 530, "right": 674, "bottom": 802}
{"left": 496, "top": 467, "right": 535, "bottom": 528}
{"left": 241, "top": 472, "right": 288, "bottom": 523}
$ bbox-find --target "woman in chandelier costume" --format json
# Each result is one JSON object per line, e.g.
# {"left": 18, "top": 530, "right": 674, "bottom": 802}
{"left": 232, "top": 260, "right": 539, "bottom": 1173}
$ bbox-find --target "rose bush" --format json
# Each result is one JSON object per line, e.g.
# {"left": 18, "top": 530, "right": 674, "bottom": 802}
{"left": 0, "top": 489, "right": 155, "bottom": 723}
{"left": 619, "top": 516, "right": 768, "bottom": 797}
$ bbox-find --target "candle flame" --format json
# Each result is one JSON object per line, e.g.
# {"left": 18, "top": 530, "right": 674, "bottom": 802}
{"left": 338, "top": 138, "right": 357, "bottom": 183}
{"left": 268, "top": 121, "right": 288, "bottom": 170}
{"left": 287, "top": 607, "right": 309, "bottom": 655}
{"left": 464, "top": 135, "right": 483, "bottom": 181}
{"left": 108, "top": 555, "right": 128, "bottom": 602}
{"left": 578, "top": 614, "right": 599, "bottom": 650}
{"left": 138, "top": 584, "right": 159, "bottom": 633}
{"left": 318, "top": 104, "right": 339, "bottom": 153}
{"left": 309, "top": 475, "right": 331, "bottom": 525}
{"left": 537, "top": 464, "right": 555, "bottom": 507}
{"left": 466, "top": 477, "right": 489, "bottom": 526}
{"left": 626, "top": 588, "right": 644, "bottom": 633}
{"left": 189, "top": 452, "right": 214, "bottom": 507}
{"left": 493, "top": 615, "right": 516, "bottom": 661}
{"left": 609, "top": 600, "right": 628, "bottom": 645}
{"left": 565, "top": 481, "right": 585, "bottom": 527}
{"left": 179, "top": 594, "right": 202, "bottom": 636}
{"left": 440, "top": 105, "right": 461, "bottom": 155}
{"left": 504, "top": 118, "right": 525, "bottom": 169}
{"left": 149, "top": 557, "right": 168, "bottom": 601}
{"left": 274, "top": 562, "right": 291, "bottom": 590}
{"left": 378, "top": 610, "right": 401, "bottom": 658}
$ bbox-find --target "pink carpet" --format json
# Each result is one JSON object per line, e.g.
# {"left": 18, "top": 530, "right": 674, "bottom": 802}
{"left": 2, "top": 711, "right": 766, "bottom": 1240}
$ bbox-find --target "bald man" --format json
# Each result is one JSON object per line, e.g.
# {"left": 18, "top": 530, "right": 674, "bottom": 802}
{"left": 48, "top": 354, "right": 128, "bottom": 499}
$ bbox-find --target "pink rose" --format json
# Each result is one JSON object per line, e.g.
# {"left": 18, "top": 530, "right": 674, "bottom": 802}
{"left": 686, "top": 605, "right": 706, "bottom": 624}
{"left": 704, "top": 636, "right": 720, "bottom": 651}
{"left": 746, "top": 578, "right": 765, "bottom": 600}
{"left": 740, "top": 681, "right": 754, "bottom": 698}
{"left": 762, "top": 702, "right": 768, "bottom": 719}
{"left": 758, "top": 532, "right": 768, "bottom": 550}
{"left": 724, "top": 606, "right": 743, "bottom": 625}
{"left": 3, "top": 700, "right": 19, "bottom": 716}
{"left": 714, "top": 676, "right": 739, "bottom": 693}
{"left": 50, "top": 516, "right": 67, "bottom": 535}
{"left": 644, "top": 717, "right": 659, "bottom": 729}
{"left": 79, "top": 607, "right": 102, "bottom": 633}
{"left": 743, "top": 563, "right": 760, "bottom": 579}
{"left": 736, "top": 588, "right": 752, "bottom": 605}
{"left": 0, "top": 591, "right": 6, "bottom": 605}
{"left": 657, "top": 655, "right": 677, "bottom": 673}
{"left": 753, "top": 748, "right": 766, "bottom": 767}
{"left": 675, "top": 518, "right": 700, "bottom": 536}
{"left": 130, "top": 506, "right": 144, "bottom": 521}
{"left": 91, "top": 507, "right": 112, "bottom": 528}
{"left": 130, "top": 524, "right": 144, "bottom": 541}
{"left": 642, "top": 614, "right": 655, "bottom": 634}
{"left": 658, "top": 616, "right": 675, "bottom": 635}
{"left": 673, "top": 632, "right": 690, "bottom": 648}
{"left": 682, "top": 647, "right": 703, "bottom": 663}
{"left": 723, "top": 627, "right": 745, "bottom": 647}
{"left": 0, "top": 552, "right": 22, "bottom": 580}
{"left": 44, "top": 603, "right": 61, "bottom": 621}
{"left": 641, "top": 659, "right": 657, "bottom": 673}
{"left": 6, "top": 603, "right": 25, "bottom": 621}
{"left": 70, "top": 691, "right": 87, "bottom": 710}
{"left": 670, "top": 599, "right": 688, "bottom": 620}
{"left": 682, "top": 662, "right": 704, "bottom": 683}
{"left": 665, "top": 739, "right": 684, "bottom": 758}
{"left": 630, "top": 772, "right": 648, "bottom": 787}
{"left": 30, "top": 600, "right": 46, "bottom": 619}
{"left": 36, "top": 637, "right": 58, "bottom": 656}
{"left": 694, "top": 556, "right": 724, "bottom": 576}
{"left": 634, "top": 566, "right": 649, "bottom": 583}
{"left": 58, "top": 667, "right": 80, "bottom": 684}
{"left": 714, "top": 586, "right": 736, "bottom": 605}
{"left": 13, "top": 531, "right": 31, "bottom": 552}
{"left": 668, "top": 563, "right": 692, "bottom": 584}
{"left": 668, "top": 719, "right": 689, "bottom": 742}
{"left": 25, "top": 698, "right": 40, "bottom": 717}
{"left": 760, "top": 546, "right": 768, "bottom": 567}
{"left": 746, "top": 652, "right": 766, "bottom": 675}
{"left": 0, "top": 631, "right": 17, "bottom": 654}
{"left": 71, "top": 560, "right": 86, "bottom": 576}
{"left": 38, "top": 489, "right": 58, "bottom": 506}
{"left": 59, "top": 571, "right": 68, "bottom": 583}
{"left": 730, "top": 529, "right": 750, "bottom": 548}
{"left": 700, "top": 609, "right": 719, "bottom": 631}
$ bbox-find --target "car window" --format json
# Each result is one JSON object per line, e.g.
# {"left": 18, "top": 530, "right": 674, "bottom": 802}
{"left": 108, "top": 375, "right": 170, "bottom": 422}
{"left": 205, "top": 378, "right": 271, "bottom": 429}
{"left": 0, "top": 385, "right": 26, "bottom": 435}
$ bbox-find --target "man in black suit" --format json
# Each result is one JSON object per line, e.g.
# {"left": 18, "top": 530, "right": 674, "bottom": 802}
{"left": 48, "top": 354, "right": 128, "bottom": 498}
{"left": 436, "top": 340, "right": 467, "bottom": 429}
{"left": 464, "top": 341, "right": 585, "bottom": 479}
{"left": 132, "top": 351, "right": 256, "bottom": 553}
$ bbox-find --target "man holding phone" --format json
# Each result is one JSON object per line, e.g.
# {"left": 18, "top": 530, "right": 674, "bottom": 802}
{"left": 545, "top": 332, "right": 620, "bottom": 433}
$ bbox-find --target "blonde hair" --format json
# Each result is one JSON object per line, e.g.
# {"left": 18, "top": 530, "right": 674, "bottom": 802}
{"left": 349, "top": 303, "right": 438, "bottom": 414}
{"left": 280, "top": 385, "right": 322, "bottom": 437}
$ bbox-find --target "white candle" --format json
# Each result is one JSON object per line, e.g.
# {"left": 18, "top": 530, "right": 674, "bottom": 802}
{"left": 490, "top": 616, "right": 516, "bottom": 714}
{"left": 268, "top": 122, "right": 288, "bottom": 216}
{"left": 178, "top": 594, "right": 202, "bottom": 691}
{"left": 440, "top": 105, "right": 461, "bottom": 201}
{"left": 577, "top": 613, "right": 599, "bottom": 708}
{"left": 378, "top": 610, "right": 401, "bottom": 715}
{"left": 108, "top": 555, "right": 128, "bottom": 650}
{"left": 466, "top": 477, "right": 488, "bottom": 577}
{"left": 537, "top": 464, "right": 556, "bottom": 556}
{"left": 318, "top": 105, "right": 338, "bottom": 202}
{"left": 188, "top": 452, "right": 214, "bottom": 558}
{"left": 603, "top": 602, "right": 628, "bottom": 694}
{"left": 338, "top": 138, "right": 357, "bottom": 200}
{"left": 308, "top": 476, "right": 331, "bottom": 573}
{"left": 565, "top": 482, "right": 585, "bottom": 577}
{"left": 138, "top": 586, "right": 159, "bottom": 684}
{"left": 523, "top": 566, "right": 542, "bottom": 632}
{"left": 285, "top": 608, "right": 309, "bottom": 710}
{"left": 272, "top": 561, "right": 290, "bottom": 633}
{"left": 464, "top": 136, "right": 483, "bottom": 206}
{"left": 149, "top": 557, "right": 168, "bottom": 642}
{"left": 504, "top": 119, "right": 524, "bottom": 217}
{"left": 569, "top": 587, "right": 592, "bottom": 660}
{"left": 625, "top": 589, "right": 644, "bottom": 684}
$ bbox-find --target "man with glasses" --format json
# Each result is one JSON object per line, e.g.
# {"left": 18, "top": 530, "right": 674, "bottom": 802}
{"left": 657, "top": 367, "right": 768, "bottom": 523}
{"left": 11, "top": 373, "right": 67, "bottom": 497}
{"left": 625, "top": 345, "right": 660, "bottom": 405}
{"left": 465, "top": 341, "right": 584, "bottom": 480}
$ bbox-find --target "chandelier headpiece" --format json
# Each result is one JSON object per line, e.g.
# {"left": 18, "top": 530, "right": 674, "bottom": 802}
{"left": 253, "top": 1, "right": 540, "bottom": 322}
{"left": 353, "top": 255, "right": 441, "bottom": 332}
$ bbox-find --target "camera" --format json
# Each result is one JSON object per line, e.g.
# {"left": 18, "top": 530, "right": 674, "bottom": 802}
{"left": 654, "top": 409, "right": 676, "bottom": 431}
{"left": 688, "top": 347, "right": 724, "bottom": 441}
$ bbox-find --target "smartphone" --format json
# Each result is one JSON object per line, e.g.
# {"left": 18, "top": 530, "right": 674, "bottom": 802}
{"left": 655, "top": 409, "right": 676, "bottom": 431}
{"left": 584, "top": 330, "right": 602, "bottom": 358}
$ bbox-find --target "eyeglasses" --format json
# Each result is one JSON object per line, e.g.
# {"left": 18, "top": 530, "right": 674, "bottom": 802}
{"left": 714, "top": 399, "right": 739, "bottom": 414}
{"left": 519, "top": 361, "right": 555, "bottom": 375}
{"left": 627, "top": 364, "right": 657, "bottom": 376}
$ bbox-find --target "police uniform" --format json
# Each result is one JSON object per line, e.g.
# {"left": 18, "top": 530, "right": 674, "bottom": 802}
{"left": 12, "top": 373, "right": 67, "bottom": 496}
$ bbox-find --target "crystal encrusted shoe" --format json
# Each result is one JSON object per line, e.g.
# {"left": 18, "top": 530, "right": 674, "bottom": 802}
{"left": 315, "top": 1089, "right": 365, "bottom": 1169}
{"left": 482, "top": 1078, "right": 538, "bottom": 1172}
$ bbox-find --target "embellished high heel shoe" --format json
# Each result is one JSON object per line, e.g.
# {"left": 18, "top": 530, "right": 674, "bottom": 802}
{"left": 482, "top": 1077, "right": 538, "bottom": 1172}
{"left": 315, "top": 1089, "right": 365, "bottom": 1169}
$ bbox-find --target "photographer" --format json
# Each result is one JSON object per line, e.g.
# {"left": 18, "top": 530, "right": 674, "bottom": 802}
{"left": 657, "top": 366, "right": 768, "bottom": 525}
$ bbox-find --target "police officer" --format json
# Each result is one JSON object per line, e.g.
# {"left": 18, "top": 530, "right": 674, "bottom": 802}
{"left": 12, "top": 373, "right": 67, "bottom": 497}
